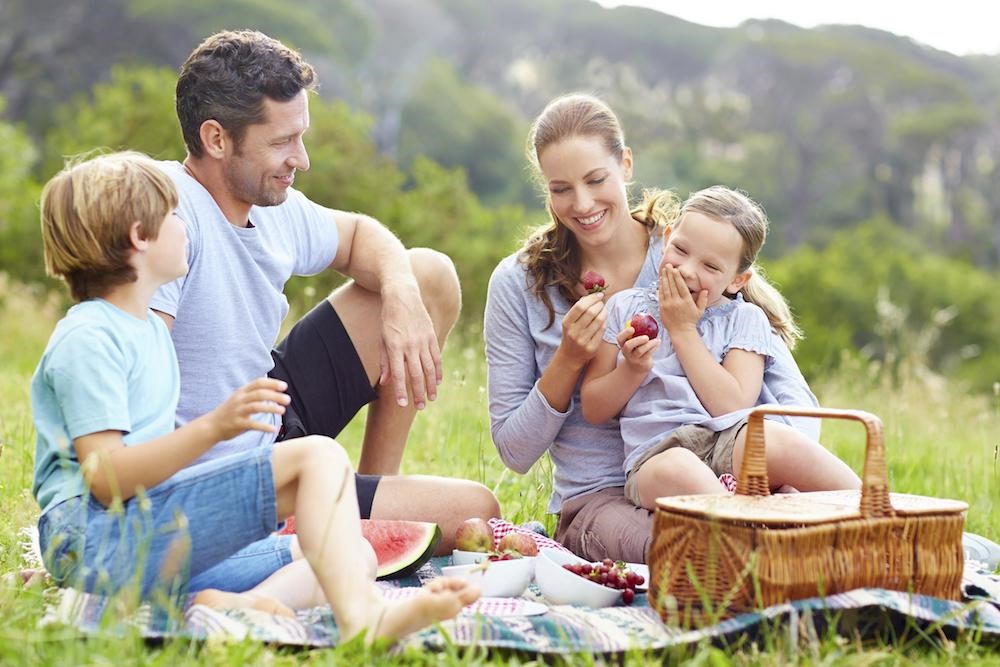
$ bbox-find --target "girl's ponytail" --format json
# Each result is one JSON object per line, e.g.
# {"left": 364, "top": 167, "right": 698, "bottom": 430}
{"left": 631, "top": 188, "right": 680, "bottom": 229}
{"left": 740, "top": 265, "right": 802, "bottom": 349}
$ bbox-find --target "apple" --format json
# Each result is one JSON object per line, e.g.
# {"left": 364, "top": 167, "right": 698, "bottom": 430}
{"left": 454, "top": 517, "right": 492, "bottom": 552}
{"left": 626, "top": 313, "right": 659, "bottom": 339}
{"left": 581, "top": 270, "right": 607, "bottom": 294}
{"left": 497, "top": 532, "right": 539, "bottom": 557}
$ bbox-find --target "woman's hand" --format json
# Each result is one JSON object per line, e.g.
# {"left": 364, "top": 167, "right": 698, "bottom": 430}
{"left": 658, "top": 263, "right": 706, "bottom": 334}
{"left": 616, "top": 325, "right": 660, "bottom": 375}
{"left": 557, "top": 292, "right": 607, "bottom": 367}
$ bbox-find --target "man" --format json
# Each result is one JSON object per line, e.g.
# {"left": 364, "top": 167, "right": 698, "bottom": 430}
{"left": 151, "top": 29, "right": 499, "bottom": 595}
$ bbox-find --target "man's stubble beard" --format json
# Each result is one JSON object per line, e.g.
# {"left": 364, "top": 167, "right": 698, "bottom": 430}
{"left": 224, "top": 152, "right": 288, "bottom": 208}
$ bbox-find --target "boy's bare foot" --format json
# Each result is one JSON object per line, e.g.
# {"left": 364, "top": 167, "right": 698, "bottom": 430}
{"left": 2, "top": 568, "right": 46, "bottom": 588}
{"left": 192, "top": 588, "right": 296, "bottom": 618}
{"left": 347, "top": 576, "right": 480, "bottom": 644}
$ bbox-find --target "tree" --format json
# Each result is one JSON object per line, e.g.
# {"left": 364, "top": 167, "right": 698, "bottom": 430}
{"left": 398, "top": 59, "right": 530, "bottom": 206}
{"left": 42, "top": 65, "right": 184, "bottom": 178}
{"left": 0, "top": 98, "right": 44, "bottom": 284}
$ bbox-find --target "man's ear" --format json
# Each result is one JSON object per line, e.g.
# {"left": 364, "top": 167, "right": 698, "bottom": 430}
{"left": 726, "top": 268, "right": 753, "bottom": 295}
{"left": 198, "top": 119, "right": 229, "bottom": 159}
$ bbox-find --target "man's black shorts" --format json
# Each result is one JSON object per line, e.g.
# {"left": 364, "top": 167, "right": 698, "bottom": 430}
{"left": 270, "top": 300, "right": 381, "bottom": 518}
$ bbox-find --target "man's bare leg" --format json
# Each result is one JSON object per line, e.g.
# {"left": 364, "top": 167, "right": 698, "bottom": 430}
{"left": 369, "top": 475, "right": 501, "bottom": 554}
{"left": 192, "top": 588, "right": 297, "bottom": 617}
{"left": 329, "top": 248, "right": 461, "bottom": 476}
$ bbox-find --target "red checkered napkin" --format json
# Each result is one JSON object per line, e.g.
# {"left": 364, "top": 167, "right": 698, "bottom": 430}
{"left": 488, "top": 518, "right": 571, "bottom": 553}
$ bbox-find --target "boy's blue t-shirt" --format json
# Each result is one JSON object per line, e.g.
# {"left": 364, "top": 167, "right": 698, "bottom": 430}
{"left": 31, "top": 299, "right": 179, "bottom": 515}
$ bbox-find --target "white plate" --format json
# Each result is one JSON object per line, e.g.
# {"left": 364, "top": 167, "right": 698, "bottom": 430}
{"left": 461, "top": 597, "right": 547, "bottom": 617}
{"left": 380, "top": 588, "right": 547, "bottom": 617}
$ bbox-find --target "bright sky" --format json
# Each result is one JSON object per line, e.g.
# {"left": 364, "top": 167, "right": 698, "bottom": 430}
{"left": 596, "top": 1, "right": 1000, "bottom": 57}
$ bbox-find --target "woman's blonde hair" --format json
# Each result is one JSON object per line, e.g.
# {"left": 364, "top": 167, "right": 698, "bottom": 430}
{"left": 40, "top": 151, "right": 178, "bottom": 301}
{"left": 521, "top": 93, "right": 673, "bottom": 328}
{"left": 679, "top": 185, "right": 802, "bottom": 348}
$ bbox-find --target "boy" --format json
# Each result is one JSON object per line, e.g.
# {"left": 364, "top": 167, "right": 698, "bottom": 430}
{"left": 32, "top": 152, "right": 478, "bottom": 642}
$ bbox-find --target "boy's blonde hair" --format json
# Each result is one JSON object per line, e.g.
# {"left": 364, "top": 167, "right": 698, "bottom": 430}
{"left": 679, "top": 185, "right": 803, "bottom": 348}
{"left": 40, "top": 151, "right": 178, "bottom": 302}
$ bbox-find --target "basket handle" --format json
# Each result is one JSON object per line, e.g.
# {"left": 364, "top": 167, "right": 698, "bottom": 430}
{"left": 735, "top": 405, "right": 894, "bottom": 518}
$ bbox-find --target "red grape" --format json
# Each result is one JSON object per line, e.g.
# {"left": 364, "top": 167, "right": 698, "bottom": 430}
{"left": 561, "top": 558, "right": 642, "bottom": 604}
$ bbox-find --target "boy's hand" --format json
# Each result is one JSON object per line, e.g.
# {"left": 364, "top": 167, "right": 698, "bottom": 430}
{"left": 657, "top": 264, "right": 706, "bottom": 333}
{"left": 616, "top": 326, "right": 660, "bottom": 375}
{"left": 209, "top": 378, "right": 290, "bottom": 441}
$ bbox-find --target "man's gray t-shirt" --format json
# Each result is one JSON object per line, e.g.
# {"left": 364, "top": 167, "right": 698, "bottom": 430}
{"left": 150, "top": 161, "right": 338, "bottom": 463}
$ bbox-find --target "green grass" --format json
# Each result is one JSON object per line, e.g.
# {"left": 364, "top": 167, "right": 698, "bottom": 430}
{"left": 0, "top": 276, "right": 997, "bottom": 664}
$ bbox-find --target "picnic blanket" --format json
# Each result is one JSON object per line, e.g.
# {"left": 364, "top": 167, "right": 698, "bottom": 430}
{"left": 35, "top": 555, "right": 1000, "bottom": 654}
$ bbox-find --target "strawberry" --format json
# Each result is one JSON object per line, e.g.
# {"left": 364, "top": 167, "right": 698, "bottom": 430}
{"left": 581, "top": 270, "right": 607, "bottom": 294}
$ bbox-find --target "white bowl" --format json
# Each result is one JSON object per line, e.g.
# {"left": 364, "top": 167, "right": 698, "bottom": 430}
{"left": 534, "top": 548, "right": 621, "bottom": 607}
{"left": 440, "top": 556, "right": 536, "bottom": 597}
{"left": 451, "top": 549, "right": 490, "bottom": 566}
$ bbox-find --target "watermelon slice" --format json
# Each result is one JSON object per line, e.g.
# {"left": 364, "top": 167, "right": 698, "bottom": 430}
{"left": 276, "top": 516, "right": 440, "bottom": 580}
{"left": 363, "top": 519, "right": 441, "bottom": 580}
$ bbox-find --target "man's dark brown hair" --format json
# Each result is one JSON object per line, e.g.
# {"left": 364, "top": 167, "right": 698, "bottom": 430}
{"left": 176, "top": 30, "right": 317, "bottom": 157}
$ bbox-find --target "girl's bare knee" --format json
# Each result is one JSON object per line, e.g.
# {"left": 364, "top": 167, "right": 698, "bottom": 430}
{"left": 640, "top": 448, "right": 709, "bottom": 494}
{"left": 657, "top": 447, "right": 705, "bottom": 472}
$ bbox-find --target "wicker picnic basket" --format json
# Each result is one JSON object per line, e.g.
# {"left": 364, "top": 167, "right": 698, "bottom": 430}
{"left": 647, "top": 406, "right": 967, "bottom": 621}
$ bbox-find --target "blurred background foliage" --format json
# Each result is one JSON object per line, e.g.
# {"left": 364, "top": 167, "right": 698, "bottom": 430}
{"left": 2, "top": 0, "right": 1000, "bottom": 391}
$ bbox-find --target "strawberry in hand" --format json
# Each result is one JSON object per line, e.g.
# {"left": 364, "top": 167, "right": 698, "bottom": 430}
{"left": 581, "top": 270, "right": 607, "bottom": 295}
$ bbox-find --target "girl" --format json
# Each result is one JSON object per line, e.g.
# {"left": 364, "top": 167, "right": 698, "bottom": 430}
{"left": 580, "top": 186, "right": 861, "bottom": 511}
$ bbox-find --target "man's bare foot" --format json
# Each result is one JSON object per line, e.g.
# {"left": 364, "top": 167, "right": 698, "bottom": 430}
{"left": 192, "top": 588, "right": 296, "bottom": 618}
{"left": 345, "top": 577, "right": 480, "bottom": 644}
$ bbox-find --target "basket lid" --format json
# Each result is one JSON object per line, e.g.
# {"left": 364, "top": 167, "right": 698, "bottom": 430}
{"left": 805, "top": 490, "right": 968, "bottom": 516}
{"left": 655, "top": 492, "right": 859, "bottom": 526}
{"left": 655, "top": 489, "right": 966, "bottom": 526}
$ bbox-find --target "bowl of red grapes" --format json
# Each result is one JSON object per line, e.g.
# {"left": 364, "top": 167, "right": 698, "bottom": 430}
{"left": 535, "top": 548, "right": 645, "bottom": 607}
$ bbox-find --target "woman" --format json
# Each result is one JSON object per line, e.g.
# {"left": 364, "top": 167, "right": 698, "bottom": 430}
{"left": 483, "top": 94, "right": 819, "bottom": 562}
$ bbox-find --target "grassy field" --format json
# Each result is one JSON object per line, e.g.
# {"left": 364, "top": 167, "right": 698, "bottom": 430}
{"left": 0, "top": 275, "right": 997, "bottom": 665}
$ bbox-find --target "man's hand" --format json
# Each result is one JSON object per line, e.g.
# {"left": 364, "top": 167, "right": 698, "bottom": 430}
{"left": 658, "top": 263, "right": 706, "bottom": 334}
{"left": 379, "top": 282, "right": 442, "bottom": 409}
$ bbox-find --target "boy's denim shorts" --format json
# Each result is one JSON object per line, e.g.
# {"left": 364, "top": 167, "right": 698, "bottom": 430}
{"left": 37, "top": 444, "right": 290, "bottom": 600}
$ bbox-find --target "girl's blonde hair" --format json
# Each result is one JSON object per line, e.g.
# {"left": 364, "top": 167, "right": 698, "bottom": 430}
{"left": 40, "top": 151, "right": 178, "bottom": 302}
{"left": 679, "top": 185, "right": 802, "bottom": 348}
{"left": 521, "top": 93, "right": 673, "bottom": 328}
